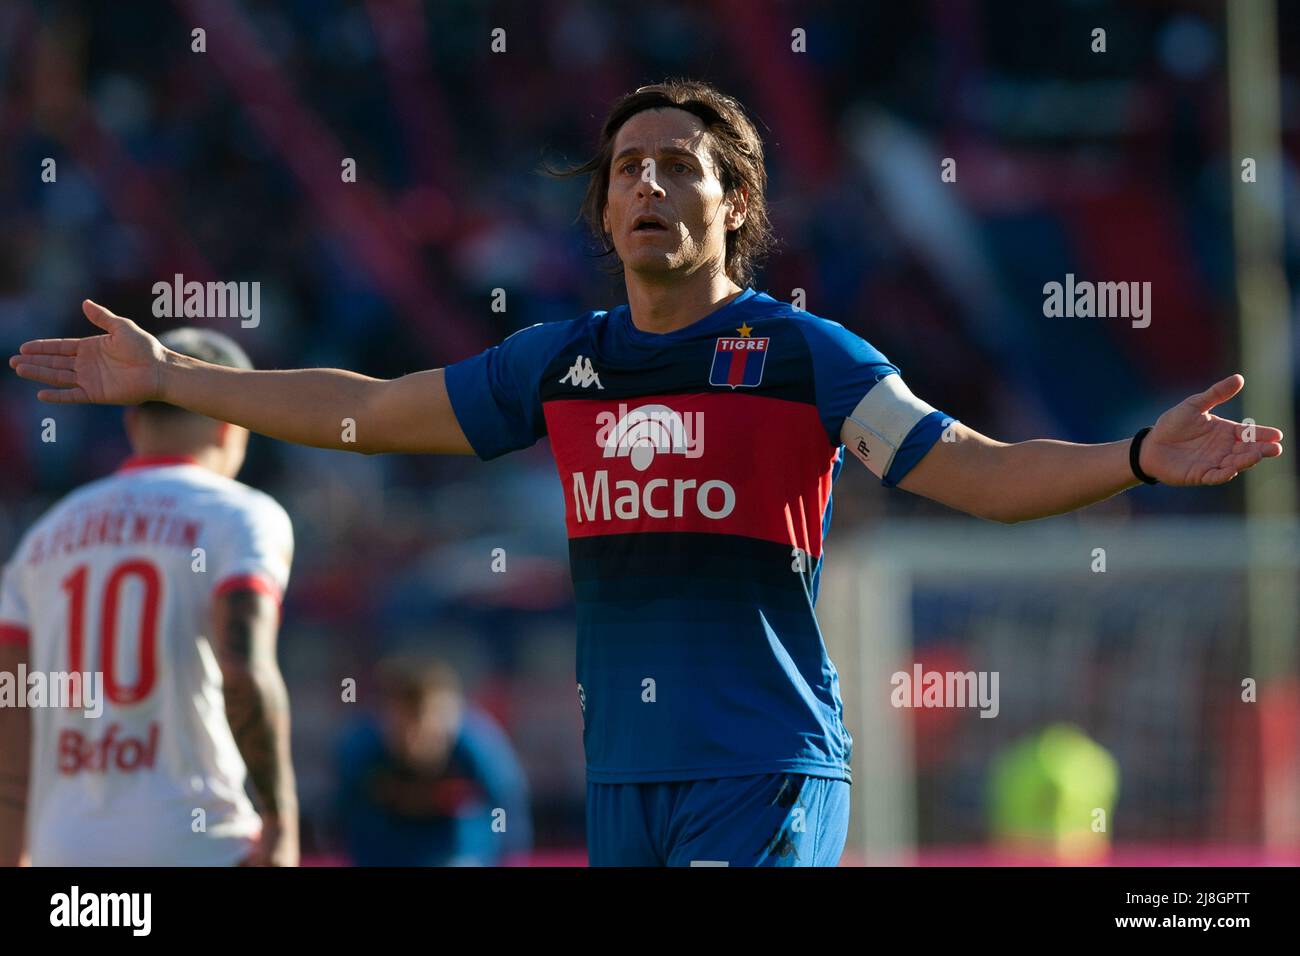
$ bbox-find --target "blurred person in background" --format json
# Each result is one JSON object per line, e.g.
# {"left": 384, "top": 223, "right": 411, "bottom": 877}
{"left": 335, "top": 653, "right": 531, "bottom": 866}
{"left": 0, "top": 329, "right": 297, "bottom": 866}
{"left": 988, "top": 723, "right": 1119, "bottom": 864}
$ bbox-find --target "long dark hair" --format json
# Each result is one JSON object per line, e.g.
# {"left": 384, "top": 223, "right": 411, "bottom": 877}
{"left": 545, "top": 78, "right": 775, "bottom": 288}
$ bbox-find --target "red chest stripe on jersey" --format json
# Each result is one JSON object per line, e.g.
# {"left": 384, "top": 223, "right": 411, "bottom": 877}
{"left": 543, "top": 393, "right": 836, "bottom": 555}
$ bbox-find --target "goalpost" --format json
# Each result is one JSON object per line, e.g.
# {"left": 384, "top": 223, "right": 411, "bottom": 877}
{"left": 821, "top": 517, "right": 1300, "bottom": 863}
{"left": 1227, "top": 0, "right": 1300, "bottom": 848}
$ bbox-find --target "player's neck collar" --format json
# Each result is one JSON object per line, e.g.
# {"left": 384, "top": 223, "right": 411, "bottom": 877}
{"left": 116, "top": 454, "right": 201, "bottom": 473}
{"left": 619, "top": 286, "right": 757, "bottom": 344}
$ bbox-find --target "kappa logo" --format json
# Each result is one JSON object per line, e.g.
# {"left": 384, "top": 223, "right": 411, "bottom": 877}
{"left": 559, "top": 355, "right": 604, "bottom": 390}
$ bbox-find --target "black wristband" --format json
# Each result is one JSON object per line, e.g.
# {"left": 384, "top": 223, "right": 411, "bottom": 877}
{"left": 1130, "top": 426, "right": 1159, "bottom": 485}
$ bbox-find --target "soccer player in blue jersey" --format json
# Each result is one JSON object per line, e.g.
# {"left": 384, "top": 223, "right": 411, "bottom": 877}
{"left": 11, "top": 79, "right": 1284, "bottom": 866}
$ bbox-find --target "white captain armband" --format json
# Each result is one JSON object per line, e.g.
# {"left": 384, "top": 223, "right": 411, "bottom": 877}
{"left": 840, "top": 373, "right": 937, "bottom": 480}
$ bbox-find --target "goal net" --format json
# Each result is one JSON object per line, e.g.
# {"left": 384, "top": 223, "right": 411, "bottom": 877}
{"left": 820, "top": 516, "right": 1300, "bottom": 865}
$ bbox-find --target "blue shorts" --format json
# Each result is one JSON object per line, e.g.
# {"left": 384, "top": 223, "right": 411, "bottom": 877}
{"left": 586, "top": 772, "right": 850, "bottom": 867}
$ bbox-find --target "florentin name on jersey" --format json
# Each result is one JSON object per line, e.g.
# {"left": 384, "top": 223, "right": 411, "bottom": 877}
{"left": 26, "top": 508, "right": 203, "bottom": 566}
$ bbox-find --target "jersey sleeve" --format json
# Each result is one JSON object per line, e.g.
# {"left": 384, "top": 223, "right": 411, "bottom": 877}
{"left": 210, "top": 494, "right": 295, "bottom": 605}
{"left": 0, "top": 557, "right": 30, "bottom": 647}
{"left": 796, "top": 317, "right": 956, "bottom": 487}
{"left": 443, "top": 319, "right": 580, "bottom": 461}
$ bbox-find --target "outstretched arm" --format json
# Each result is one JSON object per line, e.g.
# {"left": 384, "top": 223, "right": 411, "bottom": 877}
{"left": 8, "top": 301, "right": 473, "bottom": 456}
{"left": 898, "top": 375, "right": 1284, "bottom": 524}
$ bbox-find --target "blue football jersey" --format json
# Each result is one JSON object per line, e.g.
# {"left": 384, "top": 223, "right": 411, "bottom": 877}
{"left": 444, "top": 288, "right": 951, "bottom": 783}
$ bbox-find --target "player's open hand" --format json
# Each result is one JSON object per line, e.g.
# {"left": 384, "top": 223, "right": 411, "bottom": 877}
{"left": 8, "top": 300, "right": 167, "bottom": 405}
{"left": 1141, "top": 374, "right": 1284, "bottom": 486}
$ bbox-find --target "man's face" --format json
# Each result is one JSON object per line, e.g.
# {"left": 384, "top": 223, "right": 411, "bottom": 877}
{"left": 381, "top": 688, "right": 462, "bottom": 768}
{"left": 601, "top": 107, "right": 746, "bottom": 281}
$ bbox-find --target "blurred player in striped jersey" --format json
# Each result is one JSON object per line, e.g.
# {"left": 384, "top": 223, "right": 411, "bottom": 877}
{"left": 0, "top": 329, "right": 297, "bottom": 866}
{"left": 9, "top": 80, "right": 1282, "bottom": 866}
